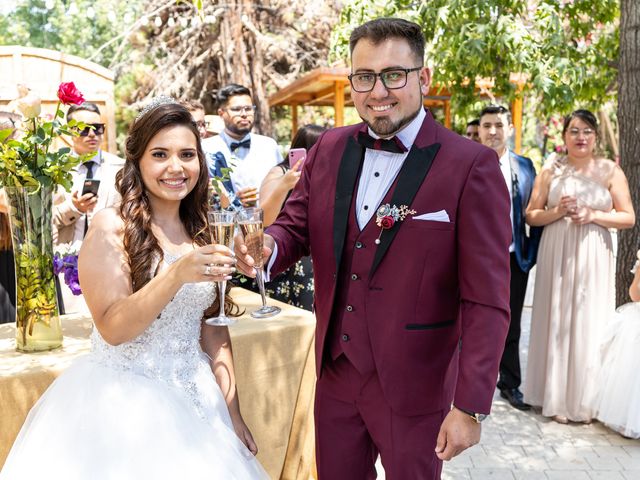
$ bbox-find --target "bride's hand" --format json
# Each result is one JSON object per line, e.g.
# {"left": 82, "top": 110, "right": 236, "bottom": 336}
{"left": 230, "top": 415, "right": 258, "bottom": 455}
{"left": 172, "top": 244, "right": 236, "bottom": 284}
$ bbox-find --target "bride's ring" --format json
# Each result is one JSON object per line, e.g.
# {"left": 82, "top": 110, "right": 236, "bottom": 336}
{"left": 204, "top": 265, "right": 212, "bottom": 276}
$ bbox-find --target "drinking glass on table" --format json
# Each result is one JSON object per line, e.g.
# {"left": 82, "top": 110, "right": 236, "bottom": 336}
{"left": 237, "top": 207, "right": 281, "bottom": 319}
{"left": 205, "top": 210, "right": 237, "bottom": 326}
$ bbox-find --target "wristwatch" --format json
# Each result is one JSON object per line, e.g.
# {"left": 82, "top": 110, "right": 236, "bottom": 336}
{"left": 455, "top": 405, "right": 488, "bottom": 423}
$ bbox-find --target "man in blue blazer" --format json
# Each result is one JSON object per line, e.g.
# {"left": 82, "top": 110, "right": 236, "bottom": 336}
{"left": 479, "top": 105, "right": 542, "bottom": 410}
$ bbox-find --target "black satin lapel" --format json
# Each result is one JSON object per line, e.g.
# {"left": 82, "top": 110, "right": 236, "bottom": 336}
{"left": 371, "top": 143, "right": 441, "bottom": 275}
{"left": 333, "top": 137, "right": 365, "bottom": 269}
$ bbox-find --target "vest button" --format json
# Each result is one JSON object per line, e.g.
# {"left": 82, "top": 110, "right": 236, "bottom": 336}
{"left": 346, "top": 305, "right": 353, "bottom": 312}
{"left": 342, "top": 334, "right": 350, "bottom": 342}
{"left": 355, "top": 241, "right": 363, "bottom": 249}
{"left": 351, "top": 274, "right": 358, "bottom": 281}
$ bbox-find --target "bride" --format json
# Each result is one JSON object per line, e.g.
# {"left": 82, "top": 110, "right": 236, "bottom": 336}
{"left": 594, "top": 248, "right": 640, "bottom": 439}
{"left": 0, "top": 99, "right": 268, "bottom": 479}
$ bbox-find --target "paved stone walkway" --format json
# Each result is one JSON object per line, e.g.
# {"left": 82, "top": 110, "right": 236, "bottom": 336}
{"left": 376, "top": 285, "right": 640, "bottom": 479}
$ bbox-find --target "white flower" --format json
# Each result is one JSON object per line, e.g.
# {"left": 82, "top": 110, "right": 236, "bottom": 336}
{"left": 16, "top": 93, "right": 41, "bottom": 119}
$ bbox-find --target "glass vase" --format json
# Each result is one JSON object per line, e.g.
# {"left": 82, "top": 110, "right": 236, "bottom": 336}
{"left": 4, "top": 185, "right": 62, "bottom": 352}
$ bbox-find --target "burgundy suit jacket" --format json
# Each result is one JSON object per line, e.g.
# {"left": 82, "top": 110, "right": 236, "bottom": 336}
{"left": 267, "top": 110, "right": 511, "bottom": 416}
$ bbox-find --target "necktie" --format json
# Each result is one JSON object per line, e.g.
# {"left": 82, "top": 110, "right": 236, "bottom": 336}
{"left": 230, "top": 139, "right": 251, "bottom": 152}
{"left": 357, "top": 131, "right": 407, "bottom": 154}
{"left": 84, "top": 161, "right": 95, "bottom": 179}
{"left": 83, "top": 161, "right": 95, "bottom": 237}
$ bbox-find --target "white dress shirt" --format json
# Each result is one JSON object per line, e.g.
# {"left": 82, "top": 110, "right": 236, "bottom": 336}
{"left": 355, "top": 108, "right": 426, "bottom": 229}
{"left": 202, "top": 131, "right": 283, "bottom": 193}
{"left": 499, "top": 149, "right": 515, "bottom": 252}
{"left": 70, "top": 151, "right": 105, "bottom": 241}
{"left": 267, "top": 108, "right": 427, "bottom": 277}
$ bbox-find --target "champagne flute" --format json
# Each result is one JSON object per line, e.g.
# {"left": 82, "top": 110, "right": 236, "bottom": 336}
{"left": 204, "top": 210, "right": 237, "bottom": 326}
{"left": 237, "top": 207, "right": 281, "bottom": 319}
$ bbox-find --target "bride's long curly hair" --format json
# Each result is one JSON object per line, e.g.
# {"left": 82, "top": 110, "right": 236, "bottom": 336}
{"left": 116, "top": 101, "right": 240, "bottom": 318}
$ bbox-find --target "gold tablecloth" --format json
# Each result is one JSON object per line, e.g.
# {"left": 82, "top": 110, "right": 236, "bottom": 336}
{"left": 0, "top": 288, "right": 316, "bottom": 479}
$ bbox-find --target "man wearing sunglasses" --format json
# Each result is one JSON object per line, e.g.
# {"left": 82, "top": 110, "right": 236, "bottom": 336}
{"left": 237, "top": 17, "right": 511, "bottom": 479}
{"left": 53, "top": 102, "right": 124, "bottom": 246}
{"left": 202, "top": 84, "right": 283, "bottom": 209}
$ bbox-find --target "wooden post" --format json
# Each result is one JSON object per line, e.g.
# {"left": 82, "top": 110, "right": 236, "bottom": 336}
{"left": 511, "top": 89, "right": 524, "bottom": 154}
{"left": 444, "top": 101, "right": 451, "bottom": 129}
{"left": 334, "top": 81, "right": 345, "bottom": 127}
{"left": 291, "top": 102, "right": 298, "bottom": 139}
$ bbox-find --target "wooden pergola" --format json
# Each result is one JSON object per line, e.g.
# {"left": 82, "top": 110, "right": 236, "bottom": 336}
{"left": 269, "top": 67, "right": 525, "bottom": 153}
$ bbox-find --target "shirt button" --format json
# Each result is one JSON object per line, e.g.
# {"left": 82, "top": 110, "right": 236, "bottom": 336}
{"left": 346, "top": 305, "right": 353, "bottom": 312}
{"left": 342, "top": 334, "right": 350, "bottom": 342}
{"left": 355, "top": 242, "right": 363, "bottom": 249}
{"left": 374, "top": 172, "right": 380, "bottom": 177}
{"left": 363, "top": 205, "right": 369, "bottom": 210}
{"left": 351, "top": 274, "right": 358, "bottom": 280}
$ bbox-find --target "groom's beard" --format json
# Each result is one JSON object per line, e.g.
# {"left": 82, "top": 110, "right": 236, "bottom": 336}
{"left": 363, "top": 105, "right": 421, "bottom": 138}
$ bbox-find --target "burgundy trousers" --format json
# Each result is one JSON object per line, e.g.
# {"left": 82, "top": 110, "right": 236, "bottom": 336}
{"left": 315, "top": 355, "right": 447, "bottom": 480}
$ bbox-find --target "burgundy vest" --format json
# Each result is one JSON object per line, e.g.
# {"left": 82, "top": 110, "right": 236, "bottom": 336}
{"left": 328, "top": 178, "right": 398, "bottom": 375}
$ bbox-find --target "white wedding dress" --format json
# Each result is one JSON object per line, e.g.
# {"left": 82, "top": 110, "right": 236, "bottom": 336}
{"left": 593, "top": 251, "right": 640, "bottom": 438}
{"left": 0, "top": 264, "right": 268, "bottom": 479}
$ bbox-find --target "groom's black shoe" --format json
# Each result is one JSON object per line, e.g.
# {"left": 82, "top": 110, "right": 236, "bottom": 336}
{"left": 500, "top": 388, "right": 531, "bottom": 411}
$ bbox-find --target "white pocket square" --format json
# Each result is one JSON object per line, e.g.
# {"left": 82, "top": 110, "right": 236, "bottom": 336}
{"left": 413, "top": 210, "right": 450, "bottom": 222}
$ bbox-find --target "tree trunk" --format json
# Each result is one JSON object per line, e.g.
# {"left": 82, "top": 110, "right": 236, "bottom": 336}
{"left": 217, "top": 0, "right": 272, "bottom": 137}
{"left": 616, "top": 0, "right": 640, "bottom": 306}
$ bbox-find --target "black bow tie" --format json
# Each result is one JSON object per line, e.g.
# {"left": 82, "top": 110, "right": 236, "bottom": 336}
{"left": 357, "top": 131, "right": 407, "bottom": 154}
{"left": 230, "top": 139, "right": 251, "bottom": 152}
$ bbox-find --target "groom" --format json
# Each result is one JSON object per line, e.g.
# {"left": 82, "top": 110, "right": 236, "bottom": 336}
{"left": 236, "top": 17, "right": 511, "bottom": 479}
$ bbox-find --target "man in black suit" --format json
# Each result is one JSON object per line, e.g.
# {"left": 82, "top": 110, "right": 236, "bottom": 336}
{"left": 479, "top": 105, "right": 542, "bottom": 410}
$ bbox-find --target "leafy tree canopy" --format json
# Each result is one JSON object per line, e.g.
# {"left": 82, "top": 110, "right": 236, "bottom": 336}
{"left": 331, "top": 0, "right": 619, "bottom": 118}
{"left": 0, "top": 0, "right": 141, "bottom": 68}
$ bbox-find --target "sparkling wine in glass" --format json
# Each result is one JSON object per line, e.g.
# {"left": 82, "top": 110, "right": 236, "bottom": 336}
{"left": 205, "top": 210, "right": 237, "bottom": 326}
{"left": 238, "top": 208, "right": 281, "bottom": 319}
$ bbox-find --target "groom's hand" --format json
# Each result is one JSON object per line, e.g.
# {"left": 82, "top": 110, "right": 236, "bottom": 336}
{"left": 234, "top": 232, "right": 274, "bottom": 277}
{"left": 435, "top": 407, "right": 481, "bottom": 461}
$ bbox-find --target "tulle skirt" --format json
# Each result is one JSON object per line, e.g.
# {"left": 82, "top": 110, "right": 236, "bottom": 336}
{"left": 594, "top": 302, "right": 640, "bottom": 438}
{"left": 0, "top": 356, "right": 268, "bottom": 479}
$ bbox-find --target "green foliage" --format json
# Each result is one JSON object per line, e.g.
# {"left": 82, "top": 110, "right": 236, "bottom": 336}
{"left": 331, "top": 0, "right": 619, "bottom": 119}
{"left": 0, "top": 106, "right": 88, "bottom": 190}
{"left": 0, "top": 0, "right": 141, "bottom": 68}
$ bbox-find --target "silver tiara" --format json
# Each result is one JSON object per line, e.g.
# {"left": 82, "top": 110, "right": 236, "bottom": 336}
{"left": 135, "top": 96, "right": 178, "bottom": 122}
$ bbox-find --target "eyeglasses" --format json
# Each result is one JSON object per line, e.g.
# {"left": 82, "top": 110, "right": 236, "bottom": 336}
{"left": 567, "top": 128, "right": 595, "bottom": 138}
{"left": 225, "top": 105, "right": 256, "bottom": 115}
{"left": 348, "top": 67, "right": 422, "bottom": 93}
{"left": 76, "top": 123, "right": 105, "bottom": 136}
{"left": 195, "top": 121, "right": 206, "bottom": 130}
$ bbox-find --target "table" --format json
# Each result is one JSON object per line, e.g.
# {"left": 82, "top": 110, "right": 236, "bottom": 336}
{"left": 0, "top": 288, "right": 316, "bottom": 479}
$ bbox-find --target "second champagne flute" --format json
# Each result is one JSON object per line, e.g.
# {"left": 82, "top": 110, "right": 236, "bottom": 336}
{"left": 238, "top": 207, "right": 281, "bottom": 319}
{"left": 205, "top": 210, "right": 237, "bottom": 326}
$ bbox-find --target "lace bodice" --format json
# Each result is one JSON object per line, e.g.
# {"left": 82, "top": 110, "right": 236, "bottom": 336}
{"left": 89, "top": 259, "right": 217, "bottom": 416}
{"left": 547, "top": 157, "right": 613, "bottom": 213}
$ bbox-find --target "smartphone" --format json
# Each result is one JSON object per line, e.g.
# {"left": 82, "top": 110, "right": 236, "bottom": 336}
{"left": 288, "top": 148, "right": 307, "bottom": 170}
{"left": 81, "top": 179, "right": 101, "bottom": 196}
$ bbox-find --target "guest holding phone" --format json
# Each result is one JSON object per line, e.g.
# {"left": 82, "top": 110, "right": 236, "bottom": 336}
{"left": 52, "top": 102, "right": 125, "bottom": 313}
{"left": 53, "top": 102, "right": 124, "bottom": 245}
{"left": 258, "top": 124, "right": 326, "bottom": 310}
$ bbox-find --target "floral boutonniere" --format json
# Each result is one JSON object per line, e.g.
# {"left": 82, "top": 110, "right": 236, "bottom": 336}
{"left": 374, "top": 203, "right": 416, "bottom": 244}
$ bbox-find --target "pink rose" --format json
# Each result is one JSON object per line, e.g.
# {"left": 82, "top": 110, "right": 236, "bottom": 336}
{"left": 380, "top": 216, "right": 395, "bottom": 229}
{"left": 57, "top": 82, "right": 85, "bottom": 105}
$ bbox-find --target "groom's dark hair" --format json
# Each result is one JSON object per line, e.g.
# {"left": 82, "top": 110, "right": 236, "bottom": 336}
{"left": 349, "top": 18, "right": 425, "bottom": 65}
